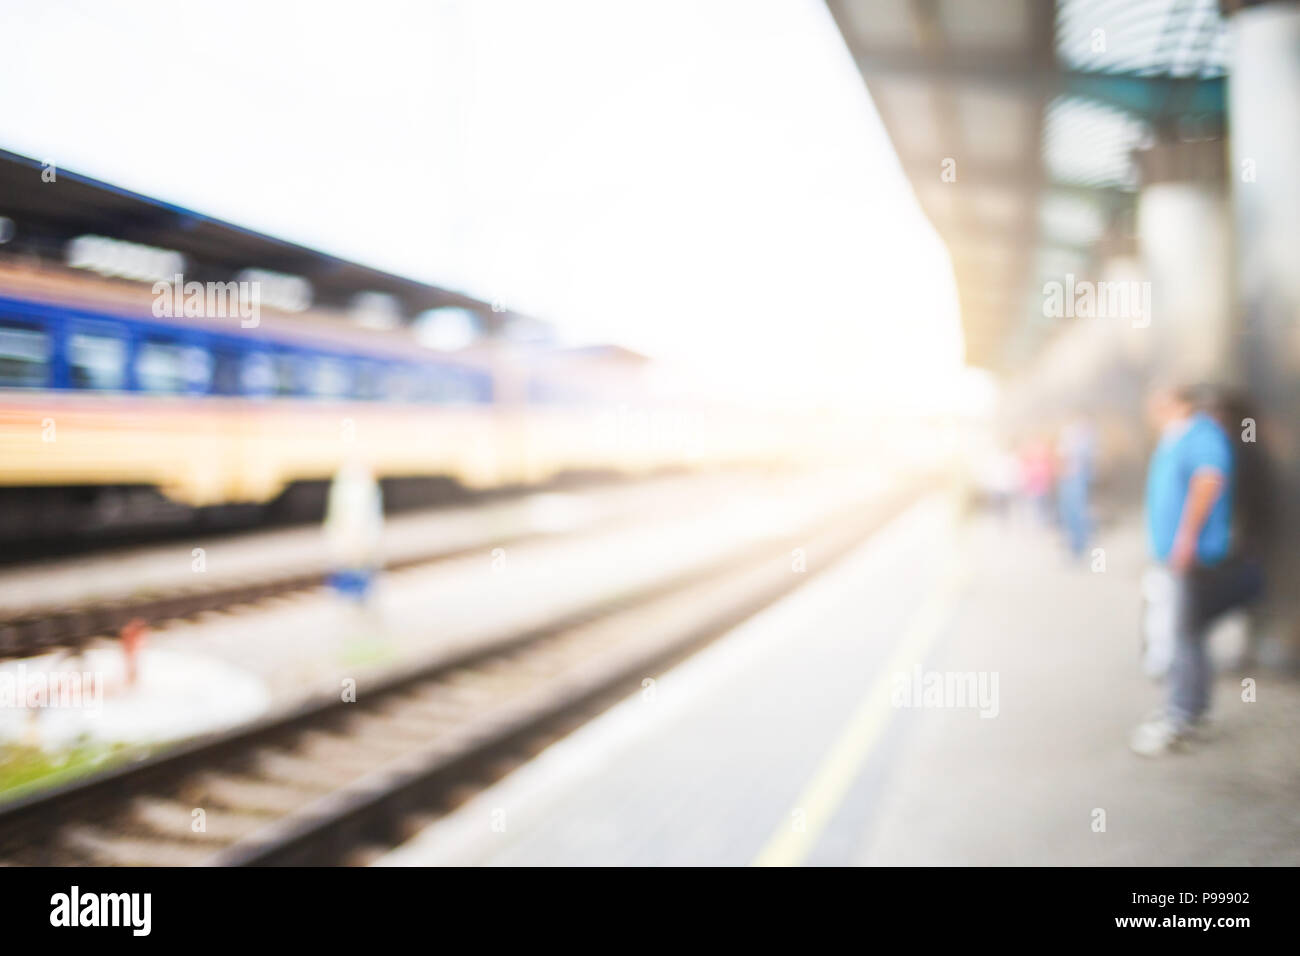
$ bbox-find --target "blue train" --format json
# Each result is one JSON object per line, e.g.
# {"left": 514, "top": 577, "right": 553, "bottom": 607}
{"left": 0, "top": 293, "right": 494, "bottom": 404}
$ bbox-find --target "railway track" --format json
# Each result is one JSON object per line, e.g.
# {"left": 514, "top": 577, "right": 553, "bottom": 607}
{"left": 0, "top": 475, "right": 722, "bottom": 659}
{"left": 0, "top": 480, "right": 927, "bottom": 866}
{"left": 0, "top": 534, "right": 537, "bottom": 659}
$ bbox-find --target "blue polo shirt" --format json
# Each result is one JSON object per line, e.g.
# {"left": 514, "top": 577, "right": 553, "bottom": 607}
{"left": 1145, "top": 413, "right": 1234, "bottom": 565}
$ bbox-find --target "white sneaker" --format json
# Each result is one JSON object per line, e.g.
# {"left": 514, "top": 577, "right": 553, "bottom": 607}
{"left": 1130, "top": 716, "right": 1191, "bottom": 757}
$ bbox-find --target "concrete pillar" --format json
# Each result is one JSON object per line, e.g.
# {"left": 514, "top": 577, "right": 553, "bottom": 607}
{"left": 1224, "top": 0, "right": 1300, "bottom": 662}
{"left": 1227, "top": 1, "right": 1300, "bottom": 347}
{"left": 1134, "top": 138, "right": 1234, "bottom": 383}
{"left": 1226, "top": 1, "right": 1300, "bottom": 450}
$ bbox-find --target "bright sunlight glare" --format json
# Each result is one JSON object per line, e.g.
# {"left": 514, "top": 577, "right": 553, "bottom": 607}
{"left": 0, "top": 0, "right": 965, "bottom": 409}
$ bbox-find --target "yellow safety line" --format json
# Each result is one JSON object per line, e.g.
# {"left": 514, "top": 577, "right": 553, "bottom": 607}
{"left": 752, "top": 564, "right": 967, "bottom": 867}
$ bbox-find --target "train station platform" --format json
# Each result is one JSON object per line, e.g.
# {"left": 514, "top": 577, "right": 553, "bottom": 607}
{"left": 378, "top": 494, "right": 1300, "bottom": 866}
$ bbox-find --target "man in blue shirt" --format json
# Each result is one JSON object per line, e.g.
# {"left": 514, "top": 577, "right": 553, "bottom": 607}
{"left": 1144, "top": 391, "right": 1234, "bottom": 571}
{"left": 1132, "top": 385, "right": 1260, "bottom": 756}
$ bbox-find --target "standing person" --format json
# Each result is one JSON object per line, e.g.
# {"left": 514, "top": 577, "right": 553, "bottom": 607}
{"left": 1018, "top": 435, "right": 1055, "bottom": 526}
{"left": 1056, "top": 418, "right": 1096, "bottom": 558}
{"left": 974, "top": 443, "right": 1019, "bottom": 519}
{"left": 324, "top": 458, "right": 385, "bottom": 608}
{"left": 1130, "top": 385, "right": 1261, "bottom": 756}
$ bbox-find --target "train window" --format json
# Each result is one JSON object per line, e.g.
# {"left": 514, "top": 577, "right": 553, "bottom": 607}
{"left": 354, "top": 361, "right": 384, "bottom": 401}
{"left": 312, "top": 357, "right": 351, "bottom": 399}
{"left": 0, "top": 321, "right": 50, "bottom": 388}
{"left": 184, "top": 348, "right": 213, "bottom": 392}
{"left": 430, "top": 367, "right": 483, "bottom": 404}
{"left": 136, "top": 339, "right": 212, "bottom": 394}
{"left": 384, "top": 365, "right": 420, "bottom": 402}
{"left": 408, "top": 366, "right": 434, "bottom": 403}
{"left": 211, "top": 350, "right": 242, "bottom": 396}
{"left": 240, "top": 352, "right": 275, "bottom": 396}
{"left": 273, "top": 354, "right": 308, "bottom": 396}
{"left": 422, "top": 368, "right": 447, "bottom": 403}
{"left": 68, "top": 332, "right": 127, "bottom": 390}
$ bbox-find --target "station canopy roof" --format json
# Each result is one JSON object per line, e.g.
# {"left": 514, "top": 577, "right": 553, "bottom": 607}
{"left": 827, "top": 0, "right": 1231, "bottom": 370}
{"left": 0, "top": 148, "right": 491, "bottom": 319}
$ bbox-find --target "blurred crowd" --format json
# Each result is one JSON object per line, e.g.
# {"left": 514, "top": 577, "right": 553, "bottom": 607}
{"left": 973, "top": 417, "right": 1097, "bottom": 560}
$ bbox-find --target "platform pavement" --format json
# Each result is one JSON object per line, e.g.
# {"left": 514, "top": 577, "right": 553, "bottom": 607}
{"left": 860, "top": 508, "right": 1300, "bottom": 866}
{"left": 378, "top": 494, "right": 1300, "bottom": 866}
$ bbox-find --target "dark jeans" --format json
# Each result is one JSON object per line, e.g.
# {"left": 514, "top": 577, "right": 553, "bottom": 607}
{"left": 1168, "top": 557, "right": 1265, "bottom": 726}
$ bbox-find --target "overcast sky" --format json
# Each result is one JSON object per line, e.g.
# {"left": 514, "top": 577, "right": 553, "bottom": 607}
{"left": 0, "top": 0, "right": 963, "bottom": 404}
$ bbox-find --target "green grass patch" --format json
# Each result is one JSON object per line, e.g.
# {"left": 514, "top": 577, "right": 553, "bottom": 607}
{"left": 339, "top": 636, "right": 400, "bottom": 669}
{"left": 0, "top": 740, "right": 135, "bottom": 803}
